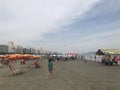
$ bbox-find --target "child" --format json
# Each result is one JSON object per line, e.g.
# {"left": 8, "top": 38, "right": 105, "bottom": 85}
{"left": 20, "top": 59, "right": 25, "bottom": 64}
{"left": 34, "top": 60, "right": 40, "bottom": 68}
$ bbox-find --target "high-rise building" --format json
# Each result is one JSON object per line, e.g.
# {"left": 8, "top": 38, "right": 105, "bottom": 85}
{"left": 0, "top": 44, "right": 8, "bottom": 54}
{"left": 36, "top": 49, "right": 41, "bottom": 55}
{"left": 16, "top": 45, "right": 23, "bottom": 54}
{"left": 7, "top": 41, "right": 15, "bottom": 53}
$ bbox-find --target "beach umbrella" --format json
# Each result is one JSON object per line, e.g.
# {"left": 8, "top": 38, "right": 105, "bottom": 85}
{"left": 9, "top": 54, "right": 17, "bottom": 60}
{"left": 32, "top": 56, "right": 40, "bottom": 59}
{"left": 16, "top": 54, "right": 24, "bottom": 59}
{"left": 8, "top": 54, "right": 23, "bottom": 60}
{"left": 0, "top": 55, "right": 7, "bottom": 58}
{"left": 23, "top": 54, "right": 33, "bottom": 59}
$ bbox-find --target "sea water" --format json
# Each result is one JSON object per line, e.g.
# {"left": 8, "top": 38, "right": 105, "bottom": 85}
{"left": 84, "top": 54, "right": 103, "bottom": 62}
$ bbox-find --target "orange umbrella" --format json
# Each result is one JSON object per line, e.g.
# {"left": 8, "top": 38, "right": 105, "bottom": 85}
{"left": 30, "top": 56, "right": 40, "bottom": 59}
{"left": 9, "top": 54, "right": 17, "bottom": 60}
{"left": 16, "top": 54, "right": 24, "bottom": 59}
{"left": 32, "top": 56, "right": 40, "bottom": 59}
{"left": 23, "top": 54, "right": 33, "bottom": 59}
{"left": 0, "top": 55, "right": 7, "bottom": 58}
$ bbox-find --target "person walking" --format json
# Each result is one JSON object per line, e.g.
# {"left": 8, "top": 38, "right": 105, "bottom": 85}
{"left": 47, "top": 58, "right": 54, "bottom": 79}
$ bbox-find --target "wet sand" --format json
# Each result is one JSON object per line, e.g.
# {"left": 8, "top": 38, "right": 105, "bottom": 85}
{"left": 0, "top": 60, "right": 120, "bottom": 90}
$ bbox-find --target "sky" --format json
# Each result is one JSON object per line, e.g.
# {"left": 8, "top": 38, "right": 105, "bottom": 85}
{"left": 0, "top": 0, "right": 120, "bottom": 53}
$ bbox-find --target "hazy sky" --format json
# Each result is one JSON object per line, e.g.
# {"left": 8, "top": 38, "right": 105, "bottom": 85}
{"left": 0, "top": 0, "right": 120, "bottom": 53}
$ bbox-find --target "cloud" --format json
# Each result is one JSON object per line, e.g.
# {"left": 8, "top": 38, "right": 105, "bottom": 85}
{"left": 0, "top": 0, "right": 99, "bottom": 46}
{"left": 2, "top": 0, "right": 119, "bottom": 53}
{"left": 75, "top": 29, "right": 120, "bottom": 52}
{"left": 75, "top": 0, "right": 120, "bottom": 24}
{"left": 43, "top": 28, "right": 120, "bottom": 53}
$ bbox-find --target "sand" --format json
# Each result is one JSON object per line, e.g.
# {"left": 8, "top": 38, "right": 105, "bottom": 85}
{"left": 0, "top": 60, "right": 120, "bottom": 90}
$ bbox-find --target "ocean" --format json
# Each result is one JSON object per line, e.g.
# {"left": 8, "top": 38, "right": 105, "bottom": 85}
{"left": 84, "top": 54, "right": 103, "bottom": 62}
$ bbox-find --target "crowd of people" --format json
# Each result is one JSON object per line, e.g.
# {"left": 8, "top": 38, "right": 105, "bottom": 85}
{"left": 101, "top": 55, "right": 120, "bottom": 65}
{"left": 0, "top": 55, "right": 54, "bottom": 78}
{"left": 1, "top": 53, "right": 120, "bottom": 78}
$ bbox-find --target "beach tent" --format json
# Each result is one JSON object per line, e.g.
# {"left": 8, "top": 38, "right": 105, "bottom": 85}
{"left": 95, "top": 49, "right": 105, "bottom": 55}
{"left": 66, "top": 52, "right": 78, "bottom": 55}
{"left": 96, "top": 49, "right": 120, "bottom": 55}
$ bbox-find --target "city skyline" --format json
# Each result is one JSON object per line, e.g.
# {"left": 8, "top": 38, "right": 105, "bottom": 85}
{"left": 0, "top": 0, "right": 120, "bottom": 53}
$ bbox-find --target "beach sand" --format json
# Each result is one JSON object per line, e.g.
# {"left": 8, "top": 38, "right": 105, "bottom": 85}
{"left": 0, "top": 60, "right": 120, "bottom": 90}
